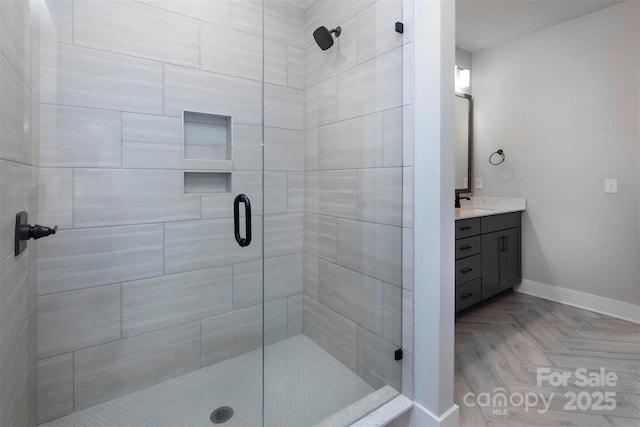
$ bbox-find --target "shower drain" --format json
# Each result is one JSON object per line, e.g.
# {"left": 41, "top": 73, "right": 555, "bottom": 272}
{"left": 210, "top": 406, "right": 234, "bottom": 424}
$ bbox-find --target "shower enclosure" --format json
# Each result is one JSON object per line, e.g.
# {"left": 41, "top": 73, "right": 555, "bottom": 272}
{"left": 4, "top": 0, "right": 411, "bottom": 425}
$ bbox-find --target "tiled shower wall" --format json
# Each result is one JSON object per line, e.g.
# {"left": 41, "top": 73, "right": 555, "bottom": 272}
{"left": 301, "top": 0, "right": 414, "bottom": 395}
{"left": 35, "top": 0, "right": 305, "bottom": 423}
{"left": 0, "top": 0, "right": 40, "bottom": 425}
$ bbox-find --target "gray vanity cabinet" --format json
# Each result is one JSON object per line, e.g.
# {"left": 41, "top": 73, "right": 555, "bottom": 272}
{"left": 455, "top": 211, "right": 522, "bottom": 312}
{"left": 481, "top": 227, "right": 521, "bottom": 300}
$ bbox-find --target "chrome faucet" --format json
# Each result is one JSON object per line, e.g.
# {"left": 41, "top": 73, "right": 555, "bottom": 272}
{"left": 455, "top": 193, "right": 470, "bottom": 209}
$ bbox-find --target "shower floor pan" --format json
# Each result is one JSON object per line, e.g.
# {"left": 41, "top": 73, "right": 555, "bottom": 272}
{"left": 40, "top": 335, "right": 374, "bottom": 427}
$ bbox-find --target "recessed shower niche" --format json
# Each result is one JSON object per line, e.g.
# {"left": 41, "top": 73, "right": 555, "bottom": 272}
{"left": 182, "top": 110, "right": 233, "bottom": 195}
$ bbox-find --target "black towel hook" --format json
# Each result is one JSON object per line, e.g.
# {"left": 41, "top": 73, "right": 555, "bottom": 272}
{"left": 489, "top": 149, "right": 505, "bottom": 166}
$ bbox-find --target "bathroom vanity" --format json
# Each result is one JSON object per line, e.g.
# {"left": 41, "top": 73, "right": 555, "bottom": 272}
{"left": 454, "top": 199, "right": 525, "bottom": 312}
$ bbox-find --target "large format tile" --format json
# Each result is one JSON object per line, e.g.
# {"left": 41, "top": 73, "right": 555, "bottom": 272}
{"left": 303, "top": 253, "right": 320, "bottom": 299}
{"left": 287, "top": 294, "right": 303, "bottom": 336}
{"left": 303, "top": 294, "right": 358, "bottom": 372}
{"left": 288, "top": 46, "right": 304, "bottom": 89}
{"left": 0, "top": 55, "right": 33, "bottom": 165}
{"left": 38, "top": 168, "right": 72, "bottom": 230}
{"left": 318, "top": 259, "right": 383, "bottom": 335}
{"left": 40, "top": 40, "right": 163, "bottom": 113}
{"left": 232, "top": 0, "right": 263, "bottom": 37}
{"left": 40, "top": 105, "right": 122, "bottom": 168}
{"left": 0, "top": 161, "right": 38, "bottom": 261}
{"left": 336, "top": 219, "right": 402, "bottom": 286}
{"left": 232, "top": 260, "right": 262, "bottom": 310}
{"left": 136, "top": 0, "right": 232, "bottom": 27}
{"left": 264, "top": 84, "right": 303, "bottom": 130}
{"left": 288, "top": 172, "right": 304, "bottom": 212}
{"left": 74, "top": 322, "right": 200, "bottom": 410}
{"left": 37, "top": 354, "right": 73, "bottom": 424}
{"left": 264, "top": 0, "right": 304, "bottom": 48}
{"left": 37, "top": 284, "right": 121, "bottom": 359}
{"left": 355, "top": 0, "right": 403, "bottom": 64}
{"left": 233, "top": 124, "right": 263, "bottom": 171}
{"left": 74, "top": 169, "right": 200, "bottom": 227}
{"left": 264, "top": 213, "right": 303, "bottom": 258}
{"left": 201, "top": 22, "right": 262, "bottom": 81}
{"left": 303, "top": 213, "right": 337, "bottom": 261}
{"left": 122, "top": 267, "right": 233, "bottom": 337}
{"left": 357, "top": 168, "right": 403, "bottom": 226}
{"left": 318, "top": 113, "right": 383, "bottom": 170}
{"left": 74, "top": 0, "right": 199, "bottom": 67}
{"left": 264, "top": 127, "right": 304, "bottom": 171}
{"left": 0, "top": 0, "right": 31, "bottom": 84}
{"left": 37, "top": 224, "right": 164, "bottom": 295}
{"left": 317, "top": 170, "right": 358, "bottom": 218}
{"left": 234, "top": 171, "right": 264, "bottom": 215}
{"left": 336, "top": 47, "right": 402, "bottom": 121}
{"left": 382, "top": 107, "right": 403, "bottom": 167}
{"left": 356, "top": 326, "right": 402, "bottom": 391}
{"left": 264, "top": 172, "right": 288, "bottom": 214}
{"left": 39, "top": 0, "right": 72, "bottom": 43}
{"left": 383, "top": 283, "right": 402, "bottom": 348}
{"left": 201, "top": 305, "right": 261, "bottom": 366}
{"left": 164, "top": 65, "right": 261, "bottom": 125}
{"left": 122, "top": 113, "right": 182, "bottom": 169}
{"left": 265, "top": 253, "right": 303, "bottom": 302}
{"left": 304, "top": 77, "right": 337, "bottom": 128}
{"left": 264, "top": 39, "right": 288, "bottom": 86}
{"left": 164, "top": 217, "right": 262, "bottom": 274}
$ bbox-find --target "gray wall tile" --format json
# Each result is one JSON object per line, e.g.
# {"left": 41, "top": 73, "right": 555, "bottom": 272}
{"left": 318, "top": 259, "right": 383, "bottom": 335}
{"left": 201, "top": 305, "right": 261, "bottom": 366}
{"left": 264, "top": 127, "right": 304, "bottom": 171}
{"left": 37, "top": 224, "right": 164, "bottom": 295}
{"left": 122, "top": 267, "right": 233, "bottom": 337}
{"left": 0, "top": 56, "right": 32, "bottom": 165}
{"left": 288, "top": 172, "right": 304, "bottom": 212}
{"left": 74, "top": 0, "right": 200, "bottom": 67}
{"left": 265, "top": 39, "right": 287, "bottom": 86}
{"left": 0, "top": 161, "right": 38, "bottom": 260}
{"left": 74, "top": 169, "right": 201, "bottom": 227}
{"left": 265, "top": 172, "right": 288, "bottom": 214}
{"left": 40, "top": 40, "right": 163, "bottom": 114}
{"left": 318, "top": 113, "right": 383, "bottom": 170}
{"left": 37, "top": 284, "right": 121, "bottom": 359}
{"left": 382, "top": 107, "right": 403, "bottom": 167}
{"left": 164, "top": 64, "right": 262, "bottom": 124}
{"left": 136, "top": 0, "right": 232, "bottom": 27}
{"left": 304, "top": 77, "right": 337, "bottom": 128}
{"left": 357, "top": 168, "right": 403, "bottom": 226}
{"left": 303, "top": 295, "right": 357, "bottom": 372}
{"left": 264, "top": 84, "right": 303, "bottom": 130}
{"left": 287, "top": 294, "right": 303, "bottom": 337}
{"left": 40, "top": 104, "right": 122, "bottom": 168}
{"left": 201, "top": 22, "right": 262, "bottom": 81}
{"left": 232, "top": 260, "right": 262, "bottom": 310}
{"left": 303, "top": 253, "right": 320, "bottom": 300}
{"left": 233, "top": 124, "right": 263, "bottom": 171}
{"left": 201, "top": 193, "right": 235, "bottom": 219}
{"left": 265, "top": 253, "right": 303, "bottom": 301}
{"left": 74, "top": 322, "right": 200, "bottom": 410}
{"left": 303, "top": 213, "right": 337, "bottom": 262}
{"left": 39, "top": 0, "right": 72, "bottom": 43}
{"left": 164, "top": 217, "right": 262, "bottom": 274}
{"left": 356, "top": 326, "right": 401, "bottom": 392}
{"left": 336, "top": 219, "right": 402, "bottom": 287}
{"left": 318, "top": 170, "right": 357, "bottom": 219}
{"left": 264, "top": 213, "right": 303, "bottom": 258}
{"left": 383, "top": 283, "right": 402, "bottom": 347}
{"left": 37, "top": 354, "right": 73, "bottom": 424}
{"left": 265, "top": 298, "right": 288, "bottom": 345}
{"left": 122, "top": 113, "right": 182, "bottom": 169}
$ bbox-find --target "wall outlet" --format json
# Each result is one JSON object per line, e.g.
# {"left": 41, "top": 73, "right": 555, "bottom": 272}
{"left": 604, "top": 178, "right": 618, "bottom": 193}
{"left": 475, "top": 177, "right": 483, "bottom": 189}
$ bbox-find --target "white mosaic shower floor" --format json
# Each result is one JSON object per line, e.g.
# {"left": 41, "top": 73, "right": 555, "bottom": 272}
{"left": 40, "top": 335, "right": 375, "bottom": 427}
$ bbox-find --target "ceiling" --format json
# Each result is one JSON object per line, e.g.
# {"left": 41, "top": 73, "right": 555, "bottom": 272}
{"left": 456, "top": 0, "right": 626, "bottom": 52}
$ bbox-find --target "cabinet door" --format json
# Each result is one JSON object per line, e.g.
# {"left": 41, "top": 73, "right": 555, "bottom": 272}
{"left": 481, "top": 230, "right": 502, "bottom": 299}
{"left": 500, "top": 228, "right": 521, "bottom": 287}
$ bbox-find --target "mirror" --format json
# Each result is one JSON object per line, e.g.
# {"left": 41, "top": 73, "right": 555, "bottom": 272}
{"left": 455, "top": 93, "right": 472, "bottom": 193}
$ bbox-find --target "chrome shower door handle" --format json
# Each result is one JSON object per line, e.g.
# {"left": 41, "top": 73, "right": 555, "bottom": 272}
{"left": 233, "top": 194, "right": 252, "bottom": 247}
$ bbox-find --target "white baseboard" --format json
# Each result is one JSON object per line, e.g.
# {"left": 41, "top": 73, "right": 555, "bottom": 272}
{"left": 409, "top": 403, "right": 459, "bottom": 427}
{"left": 515, "top": 279, "right": 640, "bottom": 324}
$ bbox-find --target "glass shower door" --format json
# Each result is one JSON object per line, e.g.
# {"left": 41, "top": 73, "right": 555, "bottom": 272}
{"left": 35, "top": 0, "right": 266, "bottom": 425}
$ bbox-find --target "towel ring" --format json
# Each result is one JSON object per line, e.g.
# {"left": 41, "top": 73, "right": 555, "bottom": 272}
{"left": 489, "top": 149, "right": 505, "bottom": 166}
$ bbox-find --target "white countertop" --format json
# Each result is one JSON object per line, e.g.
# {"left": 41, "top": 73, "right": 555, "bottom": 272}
{"left": 455, "top": 196, "right": 526, "bottom": 220}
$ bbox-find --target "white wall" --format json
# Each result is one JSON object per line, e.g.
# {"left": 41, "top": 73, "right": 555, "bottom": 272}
{"left": 455, "top": 47, "right": 471, "bottom": 95}
{"left": 472, "top": 1, "right": 640, "bottom": 307}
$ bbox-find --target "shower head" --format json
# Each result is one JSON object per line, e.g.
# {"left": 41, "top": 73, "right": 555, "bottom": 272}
{"left": 313, "top": 26, "right": 341, "bottom": 50}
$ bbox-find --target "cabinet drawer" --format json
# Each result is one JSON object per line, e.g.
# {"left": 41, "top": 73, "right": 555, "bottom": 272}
{"left": 455, "top": 254, "right": 481, "bottom": 285}
{"left": 456, "top": 278, "right": 482, "bottom": 312}
{"left": 455, "top": 236, "right": 481, "bottom": 260}
{"left": 481, "top": 212, "right": 521, "bottom": 234}
{"left": 455, "top": 218, "right": 480, "bottom": 239}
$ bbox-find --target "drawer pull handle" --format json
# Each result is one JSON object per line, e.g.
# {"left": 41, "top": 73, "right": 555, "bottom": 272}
{"left": 459, "top": 245, "right": 472, "bottom": 251}
{"left": 460, "top": 267, "right": 473, "bottom": 274}
{"left": 459, "top": 226, "right": 472, "bottom": 231}
{"left": 460, "top": 292, "right": 473, "bottom": 299}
